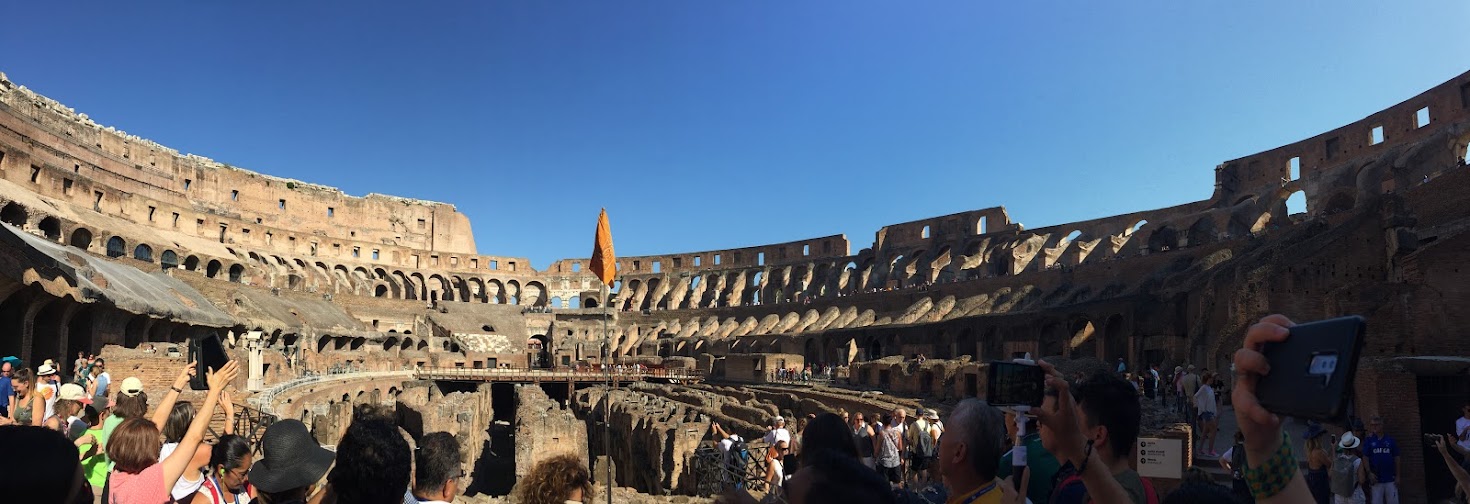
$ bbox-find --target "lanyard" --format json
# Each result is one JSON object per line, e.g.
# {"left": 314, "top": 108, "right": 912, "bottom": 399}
{"left": 957, "top": 481, "right": 998, "bottom": 504}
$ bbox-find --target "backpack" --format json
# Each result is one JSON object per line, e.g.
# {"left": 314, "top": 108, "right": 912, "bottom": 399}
{"left": 1230, "top": 444, "right": 1246, "bottom": 480}
{"left": 1330, "top": 455, "right": 1357, "bottom": 497}
{"left": 724, "top": 438, "right": 750, "bottom": 488}
{"left": 914, "top": 424, "right": 936, "bottom": 458}
{"left": 1053, "top": 472, "right": 1158, "bottom": 504}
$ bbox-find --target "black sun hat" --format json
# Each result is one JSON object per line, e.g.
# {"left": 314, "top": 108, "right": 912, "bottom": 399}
{"left": 249, "top": 419, "right": 335, "bottom": 493}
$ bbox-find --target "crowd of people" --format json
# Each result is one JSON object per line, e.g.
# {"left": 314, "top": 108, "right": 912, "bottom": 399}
{"left": 772, "top": 364, "right": 835, "bottom": 383}
{"left": 711, "top": 315, "right": 1446, "bottom": 504}
{"left": 0, "top": 351, "right": 616, "bottom": 504}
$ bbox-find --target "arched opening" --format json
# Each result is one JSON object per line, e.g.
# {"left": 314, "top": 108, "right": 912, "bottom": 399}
{"left": 375, "top": 285, "right": 388, "bottom": 297}
{"left": 529, "top": 334, "right": 552, "bottom": 369}
{"left": 206, "top": 260, "right": 223, "bottom": 278}
{"left": 921, "top": 225, "right": 931, "bottom": 239}
{"left": 1187, "top": 217, "right": 1217, "bottom": 247}
{"left": 106, "top": 236, "right": 127, "bottom": 258}
{"left": 569, "top": 296, "right": 581, "bottom": 309}
{"left": 550, "top": 296, "right": 563, "bottom": 309}
{"left": 38, "top": 217, "right": 61, "bottom": 240}
{"left": 976, "top": 216, "right": 988, "bottom": 234}
{"left": 1285, "top": 190, "right": 1307, "bottom": 216}
{"left": 1147, "top": 226, "right": 1179, "bottom": 252}
{"left": 69, "top": 228, "right": 93, "bottom": 250}
{"left": 0, "top": 202, "right": 27, "bottom": 227}
{"left": 583, "top": 297, "right": 599, "bottom": 308}
{"left": 183, "top": 255, "right": 200, "bottom": 271}
{"left": 1324, "top": 192, "right": 1355, "bottom": 215}
{"left": 1130, "top": 219, "right": 1148, "bottom": 235}
{"left": 160, "top": 250, "right": 179, "bottom": 270}
{"left": 228, "top": 264, "right": 244, "bottom": 283}
{"left": 133, "top": 244, "right": 154, "bottom": 262}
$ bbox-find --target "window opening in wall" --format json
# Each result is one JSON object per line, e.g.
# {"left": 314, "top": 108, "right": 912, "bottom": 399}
{"left": 279, "top": 199, "right": 286, "bottom": 210}
{"left": 977, "top": 216, "right": 988, "bottom": 234}
{"left": 1324, "top": 137, "right": 1341, "bottom": 160}
{"left": 672, "top": 257, "right": 682, "bottom": 268}
{"left": 714, "top": 254, "right": 722, "bottom": 265}
{"left": 921, "top": 225, "right": 931, "bottom": 239}
{"left": 147, "top": 206, "right": 156, "bottom": 221}
{"left": 171, "top": 213, "right": 179, "bottom": 228}
{"left": 411, "top": 255, "right": 420, "bottom": 268}
{"left": 417, "top": 218, "right": 426, "bottom": 229}
{"left": 242, "top": 229, "right": 251, "bottom": 242}
{"left": 327, "top": 207, "right": 335, "bottom": 217}
{"left": 490, "top": 260, "right": 498, "bottom": 270}
{"left": 231, "top": 190, "right": 238, "bottom": 201}
{"left": 1285, "top": 190, "right": 1307, "bottom": 216}
{"left": 1288, "top": 157, "right": 1300, "bottom": 180}
{"left": 93, "top": 191, "right": 104, "bottom": 211}
{"left": 632, "top": 260, "right": 641, "bottom": 271}
{"left": 333, "top": 243, "right": 342, "bottom": 256}
{"left": 30, "top": 165, "right": 40, "bottom": 183}
{"left": 183, "top": 179, "right": 191, "bottom": 190}
{"left": 196, "top": 218, "right": 204, "bottom": 233}
{"left": 265, "top": 231, "right": 273, "bottom": 244}
{"left": 1416, "top": 107, "right": 1431, "bottom": 128}
{"left": 349, "top": 231, "right": 355, "bottom": 238}
{"left": 310, "top": 243, "right": 318, "bottom": 256}
{"left": 430, "top": 255, "right": 439, "bottom": 266}
{"left": 372, "top": 249, "right": 379, "bottom": 260}
{"left": 450, "top": 256, "right": 458, "bottom": 267}
{"left": 73, "top": 163, "right": 79, "bottom": 173}
{"left": 62, "top": 178, "right": 73, "bottom": 195}
{"left": 216, "top": 225, "right": 227, "bottom": 243}
{"left": 693, "top": 256, "right": 701, "bottom": 267}
{"left": 758, "top": 252, "right": 765, "bottom": 266}
{"left": 572, "top": 262, "right": 581, "bottom": 272}
{"left": 802, "top": 244, "right": 810, "bottom": 256}
{"left": 352, "top": 247, "right": 360, "bottom": 258}
{"left": 1370, "top": 125, "right": 1385, "bottom": 145}
{"left": 470, "top": 258, "right": 478, "bottom": 269}
{"left": 508, "top": 261, "right": 516, "bottom": 271}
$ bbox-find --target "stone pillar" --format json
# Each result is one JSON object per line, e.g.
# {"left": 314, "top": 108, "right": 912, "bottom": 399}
{"left": 53, "top": 303, "right": 79, "bottom": 363}
{"left": 245, "top": 330, "right": 265, "bottom": 391}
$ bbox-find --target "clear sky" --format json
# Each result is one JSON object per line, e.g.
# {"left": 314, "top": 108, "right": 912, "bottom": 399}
{"left": 2, "top": 1, "right": 1467, "bottom": 269}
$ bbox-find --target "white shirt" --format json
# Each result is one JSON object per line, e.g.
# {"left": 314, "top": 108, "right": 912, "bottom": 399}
{"left": 719, "top": 434, "right": 743, "bottom": 452}
{"left": 1194, "top": 385, "right": 1217, "bottom": 415}
{"left": 36, "top": 382, "right": 57, "bottom": 420}
{"left": 160, "top": 442, "right": 206, "bottom": 500}
{"left": 763, "top": 428, "right": 790, "bottom": 446}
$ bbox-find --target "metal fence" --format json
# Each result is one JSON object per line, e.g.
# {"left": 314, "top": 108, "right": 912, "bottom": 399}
{"left": 249, "top": 370, "right": 413, "bottom": 415}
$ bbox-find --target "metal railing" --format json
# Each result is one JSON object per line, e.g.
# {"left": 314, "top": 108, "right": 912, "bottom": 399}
{"left": 250, "top": 370, "right": 413, "bottom": 414}
{"left": 691, "top": 443, "right": 784, "bottom": 502}
{"left": 413, "top": 366, "right": 705, "bottom": 383}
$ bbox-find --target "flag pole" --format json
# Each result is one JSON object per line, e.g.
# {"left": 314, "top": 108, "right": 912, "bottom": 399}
{"left": 602, "top": 281, "right": 613, "bottom": 504}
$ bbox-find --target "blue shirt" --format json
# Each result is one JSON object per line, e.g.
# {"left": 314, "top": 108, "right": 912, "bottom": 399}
{"left": 0, "top": 376, "right": 11, "bottom": 409}
{"left": 1364, "top": 434, "right": 1399, "bottom": 483}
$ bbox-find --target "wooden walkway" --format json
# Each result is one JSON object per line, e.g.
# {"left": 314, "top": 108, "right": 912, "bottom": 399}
{"left": 413, "top": 367, "right": 704, "bottom": 384}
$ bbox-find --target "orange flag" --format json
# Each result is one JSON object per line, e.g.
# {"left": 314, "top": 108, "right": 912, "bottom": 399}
{"left": 590, "top": 209, "right": 616, "bottom": 286}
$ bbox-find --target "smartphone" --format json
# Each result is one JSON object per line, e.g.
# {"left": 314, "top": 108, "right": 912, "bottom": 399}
{"left": 1255, "top": 316, "right": 1365, "bottom": 423}
{"left": 189, "top": 333, "right": 231, "bottom": 390}
{"left": 988, "top": 360, "right": 1045, "bottom": 407}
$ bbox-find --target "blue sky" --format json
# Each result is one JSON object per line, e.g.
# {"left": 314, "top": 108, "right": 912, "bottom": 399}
{"left": 3, "top": 1, "right": 1467, "bottom": 268}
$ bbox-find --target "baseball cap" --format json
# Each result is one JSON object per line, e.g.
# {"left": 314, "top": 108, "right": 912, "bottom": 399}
{"left": 120, "top": 377, "right": 145, "bottom": 397}
{"left": 59, "top": 383, "right": 92, "bottom": 404}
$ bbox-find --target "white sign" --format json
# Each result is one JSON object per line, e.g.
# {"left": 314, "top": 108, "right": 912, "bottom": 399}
{"left": 1137, "top": 437, "right": 1183, "bottom": 479}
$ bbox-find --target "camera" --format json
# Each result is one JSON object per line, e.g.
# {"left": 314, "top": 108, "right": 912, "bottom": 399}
{"left": 987, "top": 360, "right": 1044, "bottom": 407}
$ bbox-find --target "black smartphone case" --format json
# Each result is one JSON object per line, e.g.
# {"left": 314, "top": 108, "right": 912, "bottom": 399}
{"left": 1256, "top": 316, "right": 1365, "bottom": 423}
{"left": 189, "top": 333, "right": 230, "bottom": 390}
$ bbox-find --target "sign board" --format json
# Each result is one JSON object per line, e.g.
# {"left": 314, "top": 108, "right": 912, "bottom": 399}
{"left": 1137, "top": 437, "right": 1183, "bottom": 479}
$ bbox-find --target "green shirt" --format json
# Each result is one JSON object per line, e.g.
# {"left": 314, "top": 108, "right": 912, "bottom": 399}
{"left": 995, "top": 433, "right": 1062, "bottom": 504}
{"left": 80, "top": 414, "right": 123, "bottom": 488}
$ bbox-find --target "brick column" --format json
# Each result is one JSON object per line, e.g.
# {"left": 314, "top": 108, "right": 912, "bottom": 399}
{"left": 20, "top": 296, "right": 54, "bottom": 364}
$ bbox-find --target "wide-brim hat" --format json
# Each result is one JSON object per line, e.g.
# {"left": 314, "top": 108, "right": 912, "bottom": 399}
{"left": 249, "top": 420, "right": 335, "bottom": 493}
{"left": 37, "top": 363, "right": 57, "bottom": 376}
{"left": 59, "top": 383, "right": 91, "bottom": 404}
{"left": 925, "top": 410, "right": 939, "bottom": 420}
{"left": 1338, "top": 432, "right": 1361, "bottom": 450}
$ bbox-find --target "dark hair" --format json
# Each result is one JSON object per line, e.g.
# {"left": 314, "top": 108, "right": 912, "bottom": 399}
{"left": 801, "top": 413, "right": 858, "bottom": 460}
{"left": 801, "top": 448, "right": 897, "bottom": 504}
{"left": 414, "top": 432, "right": 463, "bottom": 494}
{"left": 210, "top": 434, "right": 252, "bottom": 472}
{"left": 1162, "top": 480, "right": 1244, "bottom": 504}
{"left": 112, "top": 391, "right": 148, "bottom": 420}
{"left": 81, "top": 405, "right": 101, "bottom": 426}
{"left": 12, "top": 368, "right": 34, "bottom": 387}
{"left": 0, "top": 426, "right": 90, "bottom": 502}
{"left": 162, "top": 401, "right": 195, "bottom": 443}
{"left": 1074, "top": 372, "right": 1141, "bottom": 460}
{"left": 107, "top": 418, "right": 162, "bottom": 473}
{"left": 328, "top": 412, "right": 411, "bottom": 504}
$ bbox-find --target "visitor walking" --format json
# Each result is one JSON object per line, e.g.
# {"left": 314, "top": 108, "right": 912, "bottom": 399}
{"left": 1330, "top": 432, "right": 1367, "bottom": 504}
{"left": 1194, "top": 371, "right": 1219, "bottom": 457}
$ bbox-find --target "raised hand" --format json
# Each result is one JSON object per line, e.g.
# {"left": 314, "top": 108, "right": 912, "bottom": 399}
{"left": 173, "top": 361, "right": 198, "bottom": 390}
{"left": 207, "top": 360, "right": 240, "bottom": 392}
{"left": 1033, "top": 359, "right": 1087, "bottom": 463}
{"left": 1232, "top": 314, "right": 1294, "bottom": 464}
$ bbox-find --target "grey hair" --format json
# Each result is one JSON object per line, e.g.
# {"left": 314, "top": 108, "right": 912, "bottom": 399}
{"left": 948, "top": 398, "right": 1005, "bottom": 481}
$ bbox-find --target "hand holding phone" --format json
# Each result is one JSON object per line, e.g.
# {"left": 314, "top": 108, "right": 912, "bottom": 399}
{"left": 1253, "top": 316, "right": 1365, "bottom": 423}
{"left": 988, "top": 360, "right": 1045, "bottom": 407}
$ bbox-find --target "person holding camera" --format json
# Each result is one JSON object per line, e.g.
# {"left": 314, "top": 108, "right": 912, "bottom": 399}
{"left": 1225, "top": 314, "right": 1318, "bottom": 504}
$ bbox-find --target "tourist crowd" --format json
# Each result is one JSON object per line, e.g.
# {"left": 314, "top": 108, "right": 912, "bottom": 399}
{"left": 709, "top": 314, "right": 1451, "bottom": 504}
{"left": 0, "top": 352, "right": 610, "bottom": 504}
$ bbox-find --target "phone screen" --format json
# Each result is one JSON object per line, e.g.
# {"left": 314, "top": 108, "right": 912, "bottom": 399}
{"left": 190, "top": 333, "right": 231, "bottom": 390}
{"left": 988, "top": 361, "right": 1044, "bottom": 407}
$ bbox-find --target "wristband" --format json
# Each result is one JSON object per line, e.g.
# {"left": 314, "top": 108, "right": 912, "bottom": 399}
{"left": 1243, "top": 431, "right": 1297, "bottom": 499}
{"left": 171, "top": 385, "right": 184, "bottom": 393}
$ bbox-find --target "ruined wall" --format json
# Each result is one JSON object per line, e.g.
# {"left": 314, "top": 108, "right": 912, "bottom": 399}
{"left": 514, "top": 384, "right": 589, "bottom": 479}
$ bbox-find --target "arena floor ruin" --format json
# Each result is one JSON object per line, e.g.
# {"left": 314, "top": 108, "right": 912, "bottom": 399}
{"left": 2, "top": 68, "right": 1469, "bottom": 502}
